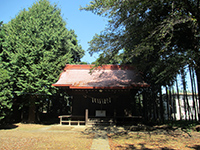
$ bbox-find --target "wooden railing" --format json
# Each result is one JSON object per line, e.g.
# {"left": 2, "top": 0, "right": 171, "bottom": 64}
{"left": 58, "top": 109, "right": 142, "bottom": 126}
{"left": 58, "top": 115, "right": 86, "bottom": 126}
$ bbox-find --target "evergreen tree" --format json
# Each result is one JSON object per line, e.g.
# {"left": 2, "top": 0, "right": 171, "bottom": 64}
{"left": 81, "top": 0, "right": 199, "bottom": 85}
{"left": 1, "top": 0, "right": 84, "bottom": 122}
{"left": 0, "top": 65, "right": 13, "bottom": 122}
{"left": 0, "top": 21, "right": 3, "bottom": 53}
{"left": 81, "top": 0, "right": 200, "bottom": 121}
{"left": 0, "top": 21, "right": 13, "bottom": 122}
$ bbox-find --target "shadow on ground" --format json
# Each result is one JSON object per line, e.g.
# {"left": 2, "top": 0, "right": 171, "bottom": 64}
{"left": 188, "top": 145, "right": 200, "bottom": 150}
{"left": 0, "top": 124, "right": 18, "bottom": 130}
{"left": 116, "top": 143, "right": 176, "bottom": 150}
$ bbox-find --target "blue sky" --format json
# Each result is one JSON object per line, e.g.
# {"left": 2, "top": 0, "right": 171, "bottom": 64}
{"left": 0, "top": 0, "right": 107, "bottom": 63}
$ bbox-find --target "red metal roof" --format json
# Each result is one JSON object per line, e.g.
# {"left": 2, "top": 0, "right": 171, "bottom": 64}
{"left": 52, "top": 64, "right": 149, "bottom": 89}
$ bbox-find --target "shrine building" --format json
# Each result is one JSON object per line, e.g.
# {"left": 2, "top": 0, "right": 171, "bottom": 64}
{"left": 52, "top": 64, "right": 149, "bottom": 125}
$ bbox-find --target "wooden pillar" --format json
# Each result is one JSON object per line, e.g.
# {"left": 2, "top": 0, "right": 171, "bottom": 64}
{"left": 28, "top": 96, "right": 36, "bottom": 123}
{"left": 85, "top": 109, "right": 88, "bottom": 126}
{"left": 60, "top": 116, "right": 62, "bottom": 125}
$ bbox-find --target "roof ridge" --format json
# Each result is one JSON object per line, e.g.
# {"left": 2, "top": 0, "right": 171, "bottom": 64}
{"left": 63, "top": 64, "right": 135, "bottom": 70}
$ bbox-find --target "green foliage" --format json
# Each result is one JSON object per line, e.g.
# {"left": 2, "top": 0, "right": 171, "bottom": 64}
{"left": 0, "top": 21, "right": 13, "bottom": 121}
{"left": 0, "top": 21, "right": 4, "bottom": 53}
{"left": 0, "top": 0, "right": 84, "bottom": 122}
{"left": 82, "top": 1, "right": 200, "bottom": 122}
{"left": 0, "top": 65, "right": 13, "bottom": 121}
{"left": 1, "top": 0, "right": 84, "bottom": 96}
{"left": 82, "top": 0, "right": 199, "bottom": 86}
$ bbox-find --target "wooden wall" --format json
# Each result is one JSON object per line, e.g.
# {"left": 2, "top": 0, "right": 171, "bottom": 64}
{"left": 67, "top": 89, "right": 137, "bottom": 118}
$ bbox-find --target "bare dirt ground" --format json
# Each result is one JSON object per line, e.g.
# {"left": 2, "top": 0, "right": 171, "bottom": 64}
{"left": 0, "top": 123, "right": 93, "bottom": 150}
{"left": 1, "top": 123, "right": 200, "bottom": 150}
{"left": 108, "top": 126, "right": 200, "bottom": 150}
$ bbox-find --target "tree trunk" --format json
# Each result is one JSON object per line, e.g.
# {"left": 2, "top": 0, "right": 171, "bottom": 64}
{"left": 193, "top": 70, "right": 199, "bottom": 121}
{"left": 166, "top": 86, "right": 170, "bottom": 120}
{"left": 155, "top": 92, "right": 159, "bottom": 122}
{"left": 176, "top": 78, "right": 182, "bottom": 120}
{"left": 169, "top": 85, "right": 173, "bottom": 120}
{"left": 28, "top": 96, "right": 36, "bottom": 123}
{"left": 152, "top": 86, "right": 157, "bottom": 121}
{"left": 181, "top": 70, "right": 188, "bottom": 120}
{"left": 159, "top": 85, "right": 164, "bottom": 122}
{"left": 138, "top": 94, "right": 142, "bottom": 116}
{"left": 189, "top": 66, "right": 197, "bottom": 120}
{"left": 172, "top": 87, "right": 176, "bottom": 120}
{"left": 196, "top": 68, "right": 200, "bottom": 121}
{"left": 142, "top": 90, "right": 148, "bottom": 121}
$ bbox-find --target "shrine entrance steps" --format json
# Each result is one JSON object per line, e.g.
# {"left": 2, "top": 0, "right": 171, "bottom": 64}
{"left": 58, "top": 115, "right": 142, "bottom": 126}
{"left": 88, "top": 118, "right": 114, "bottom": 126}
{"left": 87, "top": 117, "right": 142, "bottom": 126}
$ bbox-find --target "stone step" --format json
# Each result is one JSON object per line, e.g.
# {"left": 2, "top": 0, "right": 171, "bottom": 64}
{"left": 87, "top": 118, "right": 114, "bottom": 126}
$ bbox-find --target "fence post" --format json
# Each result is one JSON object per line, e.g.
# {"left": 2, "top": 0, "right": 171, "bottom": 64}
{"left": 85, "top": 109, "right": 88, "bottom": 126}
{"left": 60, "top": 116, "right": 62, "bottom": 125}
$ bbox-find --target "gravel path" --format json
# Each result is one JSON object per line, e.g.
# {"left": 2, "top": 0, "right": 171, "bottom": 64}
{"left": 90, "top": 130, "right": 111, "bottom": 150}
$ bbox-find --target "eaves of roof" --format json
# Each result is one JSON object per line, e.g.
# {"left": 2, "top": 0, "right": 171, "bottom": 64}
{"left": 52, "top": 64, "right": 149, "bottom": 89}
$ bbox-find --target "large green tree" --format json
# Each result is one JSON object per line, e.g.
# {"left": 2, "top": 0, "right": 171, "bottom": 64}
{"left": 0, "top": 65, "right": 13, "bottom": 122}
{"left": 0, "top": 21, "right": 3, "bottom": 53}
{"left": 0, "top": 21, "right": 13, "bottom": 122}
{"left": 1, "top": 0, "right": 84, "bottom": 122}
{"left": 82, "top": 0, "right": 199, "bottom": 120}
{"left": 82, "top": 0, "right": 199, "bottom": 84}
